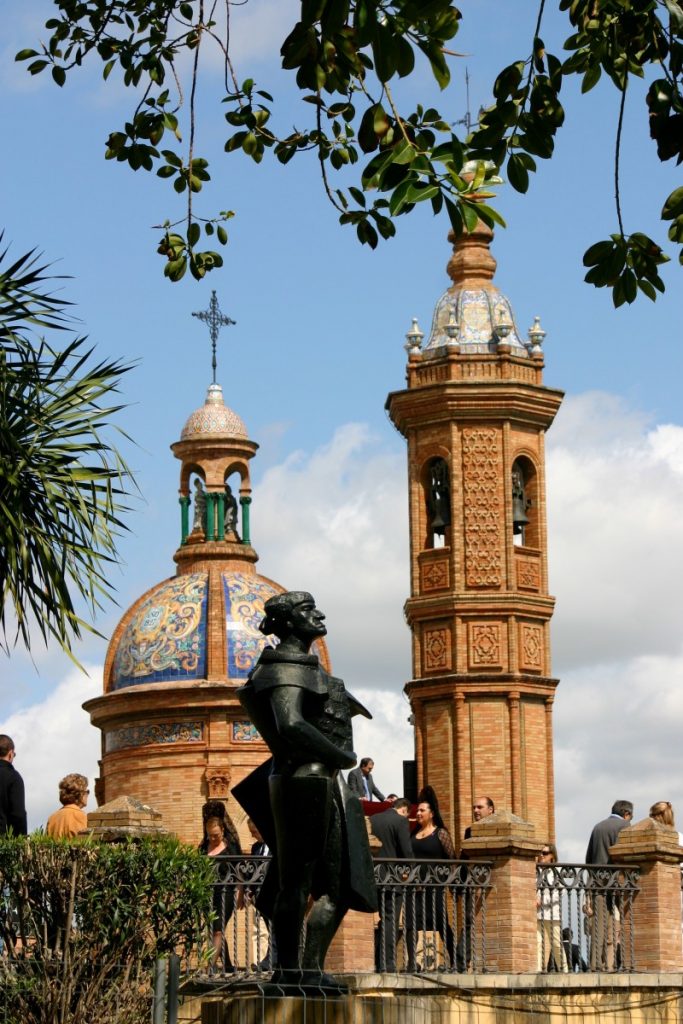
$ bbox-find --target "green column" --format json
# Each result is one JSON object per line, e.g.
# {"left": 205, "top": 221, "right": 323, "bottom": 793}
{"left": 179, "top": 496, "right": 190, "bottom": 544}
{"left": 240, "top": 495, "right": 252, "bottom": 546}
{"left": 215, "top": 492, "right": 225, "bottom": 540}
{"left": 205, "top": 493, "right": 216, "bottom": 541}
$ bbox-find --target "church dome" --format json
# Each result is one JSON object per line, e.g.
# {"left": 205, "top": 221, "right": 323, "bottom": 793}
{"left": 106, "top": 569, "right": 327, "bottom": 692}
{"left": 421, "top": 218, "right": 533, "bottom": 358}
{"left": 180, "top": 383, "right": 248, "bottom": 440}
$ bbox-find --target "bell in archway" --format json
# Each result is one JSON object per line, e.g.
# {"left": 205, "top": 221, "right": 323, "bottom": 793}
{"left": 512, "top": 493, "right": 529, "bottom": 534}
{"left": 511, "top": 465, "right": 529, "bottom": 535}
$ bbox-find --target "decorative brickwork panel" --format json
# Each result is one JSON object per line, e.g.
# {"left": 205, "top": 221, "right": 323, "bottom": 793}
{"left": 105, "top": 721, "right": 204, "bottom": 752}
{"left": 423, "top": 625, "right": 452, "bottom": 672}
{"left": 462, "top": 428, "right": 502, "bottom": 588}
{"left": 205, "top": 767, "right": 231, "bottom": 798}
{"left": 515, "top": 553, "right": 540, "bottom": 591}
{"left": 468, "top": 622, "right": 503, "bottom": 670}
{"left": 231, "top": 721, "right": 261, "bottom": 743}
{"left": 421, "top": 558, "right": 450, "bottom": 592}
{"left": 519, "top": 623, "right": 543, "bottom": 673}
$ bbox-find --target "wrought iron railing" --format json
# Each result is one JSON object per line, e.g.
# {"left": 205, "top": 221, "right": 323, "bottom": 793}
{"left": 536, "top": 864, "right": 640, "bottom": 973}
{"left": 374, "top": 858, "right": 492, "bottom": 974}
{"left": 205, "top": 855, "right": 492, "bottom": 979}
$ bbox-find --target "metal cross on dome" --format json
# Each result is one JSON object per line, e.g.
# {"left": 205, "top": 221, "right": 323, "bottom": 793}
{"left": 192, "top": 291, "right": 236, "bottom": 384}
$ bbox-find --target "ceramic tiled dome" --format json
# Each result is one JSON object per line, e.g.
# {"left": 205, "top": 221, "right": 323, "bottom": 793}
{"left": 180, "top": 383, "right": 248, "bottom": 440}
{"left": 108, "top": 570, "right": 325, "bottom": 691}
{"left": 424, "top": 284, "right": 528, "bottom": 356}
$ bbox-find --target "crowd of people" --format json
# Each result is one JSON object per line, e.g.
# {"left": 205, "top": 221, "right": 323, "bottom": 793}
{"left": 2, "top": 733, "right": 682, "bottom": 976}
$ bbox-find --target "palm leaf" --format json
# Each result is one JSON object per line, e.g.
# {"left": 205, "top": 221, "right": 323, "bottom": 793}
{"left": 0, "top": 238, "right": 136, "bottom": 663}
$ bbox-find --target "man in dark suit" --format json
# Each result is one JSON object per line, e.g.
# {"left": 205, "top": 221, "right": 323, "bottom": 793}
{"left": 585, "top": 799, "right": 633, "bottom": 970}
{"left": 370, "top": 798, "right": 413, "bottom": 971}
{"left": 348, "top": 757, "right": 385, "bottom": 802}
{"left": 456, "top": 795, "right": 495, "bottom": 970}
{"left": 0, "top": 735, "right": 27, "bottom": 836}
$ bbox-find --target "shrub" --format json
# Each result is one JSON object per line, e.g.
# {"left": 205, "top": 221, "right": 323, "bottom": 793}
{"left": 0, "top": 834, "right": 213, "bottom": 1024}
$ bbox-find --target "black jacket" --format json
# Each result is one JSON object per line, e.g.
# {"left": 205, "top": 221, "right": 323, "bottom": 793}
{"left": 0, "top": 759, "right": 27, "bottom": 835}
{"left": 370, "top": 808, "right": 413, "bottom": 859}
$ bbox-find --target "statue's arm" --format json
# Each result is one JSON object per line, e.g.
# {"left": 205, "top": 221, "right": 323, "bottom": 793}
{"left": 269, "top": 686, "right": 357, "bottom": 770}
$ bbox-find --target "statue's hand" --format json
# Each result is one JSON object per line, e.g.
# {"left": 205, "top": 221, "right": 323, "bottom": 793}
{"left": 339, "top": 749, "right": 357, "bottom": 769}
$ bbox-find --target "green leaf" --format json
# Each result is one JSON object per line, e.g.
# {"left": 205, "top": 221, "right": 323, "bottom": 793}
{"left": 217, "top": 225, "right": 228, "bottom": 245}
{"left": 461, "top": 201, "right": 480, "bottom": 232}
{"left": 583, "top": 240, "right": 615, "bottom": 266}
{"left": 188, "top": 222, "right": 200, "bottom": 247}
{"left": 662, "top": 187, "right": 683, "bottom": 219}
{"left": 581, "top": 64, "right": 601, "bottom": 93}
{"left": 507, "top": 153, "right": 529, "bottom": 193}
{"left": 52, "top": 65, "right": 66, "bottom": 87}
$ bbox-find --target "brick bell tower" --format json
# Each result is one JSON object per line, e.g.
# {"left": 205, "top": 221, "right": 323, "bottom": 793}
{"left": 386, "top": 221, "right": 563, "bottom": 844}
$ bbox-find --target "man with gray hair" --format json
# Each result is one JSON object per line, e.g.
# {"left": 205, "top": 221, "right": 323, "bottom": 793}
{"left": 585, "top": 799, "right": 633, "bottom": 970}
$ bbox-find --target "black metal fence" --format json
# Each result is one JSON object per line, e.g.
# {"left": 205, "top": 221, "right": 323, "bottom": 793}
{"left": 536, "top": 863, "right": 640, "bottom": 973}
{"left": 206, "top": 855, "right": 492, "bottom": 979}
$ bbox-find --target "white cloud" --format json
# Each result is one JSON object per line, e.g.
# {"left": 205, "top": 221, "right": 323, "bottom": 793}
{"left": 253, "top": 423, "right": 411, "bottom": 691}
{"left": 547, "top": 392, "right": 683, "bottom": 670}
{"left": 3, "top": 667, "right": 102, "bottom": 832}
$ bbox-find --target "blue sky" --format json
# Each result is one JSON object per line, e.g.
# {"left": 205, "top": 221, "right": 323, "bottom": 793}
{"left": 2, "top": 2, "right": 683, "bottom": 859}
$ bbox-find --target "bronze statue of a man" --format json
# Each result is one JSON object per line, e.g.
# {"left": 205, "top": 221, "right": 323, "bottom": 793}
{"left": 234, "top": 591, "right": 377, "bottom": 994}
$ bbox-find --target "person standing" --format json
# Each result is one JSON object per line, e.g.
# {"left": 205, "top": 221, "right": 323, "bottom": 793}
{"left": 348, "top": 757, "right": 385, "bottom": 802}
{"left": 536, "top": 842, "right": 567, "bottom": 972}
{"left": 46, "top": 774, "right": 89, "bottom": 838}
{"left": 585, "top": 799, "right": 633, "bottom": 970}
{"left": 463, "top": 796, "right": 495, "bottom": 840}
{"left": 0, "top": 735, "right": 27, "bottom": 836}
{"left": 404, "top": 795, "right": 457, "bottom": 971}
{"left": 370, "top": 798, "right": 413, "bottom": 971}
{"left": 457, "top": 795, "right": 495, "bottom": 970}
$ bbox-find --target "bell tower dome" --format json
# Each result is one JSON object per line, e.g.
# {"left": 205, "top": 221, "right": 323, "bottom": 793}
{"left": 386, "top": 221, "right": 563, "bottom": 844}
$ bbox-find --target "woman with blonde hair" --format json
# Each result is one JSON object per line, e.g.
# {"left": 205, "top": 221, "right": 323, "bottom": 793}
{"left": 46, "top": 773, "right": 89, "bottom": 838}
{"left": 649, "top": 801, "right": 683, "bottom": 845}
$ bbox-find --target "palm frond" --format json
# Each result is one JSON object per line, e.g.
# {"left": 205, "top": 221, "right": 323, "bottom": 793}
{"left": 0, "top": 238, "right": 136, "bottom": 663}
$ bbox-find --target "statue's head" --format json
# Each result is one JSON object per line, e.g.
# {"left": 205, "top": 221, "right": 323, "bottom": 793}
{"left": 260, "top": 591, "right": 327, "bottom": 643}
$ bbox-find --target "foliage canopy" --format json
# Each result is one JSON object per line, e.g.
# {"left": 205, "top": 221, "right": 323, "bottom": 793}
{"left": 16, "top": 0, "right": 683, "bottom": 305}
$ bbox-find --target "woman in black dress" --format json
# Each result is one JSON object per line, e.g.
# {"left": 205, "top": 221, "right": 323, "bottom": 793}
{"left": 405, "top": 794, "right": 457, "bottom": 971}
{"left": 199, "top": 802, "right": 241, "bottom": 971}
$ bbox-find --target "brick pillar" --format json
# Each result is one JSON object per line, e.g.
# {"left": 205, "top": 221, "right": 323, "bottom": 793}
{"left": 610, "top": 817, "right": 683, "bottom": 972}
{"left": 461, "top": 809, "right": 541, "bottom": 973}
{"left": 325, "top": 910, "right": 376, "bottom": 973}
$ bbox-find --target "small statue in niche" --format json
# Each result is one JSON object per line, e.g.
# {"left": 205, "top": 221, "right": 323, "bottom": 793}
{"left": 223, "top": 482, "right": 240, "bottom": 539}
{"left": 426, "top": 458, "right": 451, "bottom": 539}
{"left": 191, "top": 478, "right": 206, "bottom": 533}
{"left": 233, "top": 591, "right": 377, "bottom": 995}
